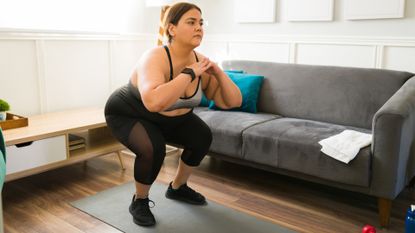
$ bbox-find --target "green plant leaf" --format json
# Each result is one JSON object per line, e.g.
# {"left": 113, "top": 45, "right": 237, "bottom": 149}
{"left": 0, "top": 99, "right": 10, "bottom": 112}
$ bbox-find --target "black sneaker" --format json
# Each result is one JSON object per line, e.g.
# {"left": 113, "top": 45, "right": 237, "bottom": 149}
{"left": 129, "top": 195, "right": 156, "bottom": 226}
{"left": 165, "top": 182, "right": 207, "bottom": 205}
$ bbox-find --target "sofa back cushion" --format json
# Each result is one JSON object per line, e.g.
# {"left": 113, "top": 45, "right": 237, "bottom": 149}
{"left": 222, "top": 60, "right": 414, "bottom": 129}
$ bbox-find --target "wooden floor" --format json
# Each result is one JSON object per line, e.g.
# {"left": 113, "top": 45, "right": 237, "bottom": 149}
{"left": 2, "top": 151, "right": 414, "bottom": 233}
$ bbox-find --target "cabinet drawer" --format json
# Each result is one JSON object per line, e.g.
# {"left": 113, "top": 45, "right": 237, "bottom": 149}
{"left": 6, "top": 136, "right": 67, "bottom": 174}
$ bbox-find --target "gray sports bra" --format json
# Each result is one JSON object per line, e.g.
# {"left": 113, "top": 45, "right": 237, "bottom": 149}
{"left": 129, "top": 46, "right": 203, "bottom": 111}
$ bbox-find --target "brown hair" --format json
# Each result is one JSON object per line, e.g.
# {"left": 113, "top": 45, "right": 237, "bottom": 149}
{"left": 164, "top": 2, "right": 202, "bottom": 43}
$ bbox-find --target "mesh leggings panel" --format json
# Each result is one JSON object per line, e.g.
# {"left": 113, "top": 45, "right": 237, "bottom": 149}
{"left": 127, "top": 121, "right": 166, "bottom": 185}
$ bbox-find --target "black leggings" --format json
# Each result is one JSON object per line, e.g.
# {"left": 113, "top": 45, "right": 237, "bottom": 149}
{"left": 104, "top": 84, "right": 212, "bottom": 185}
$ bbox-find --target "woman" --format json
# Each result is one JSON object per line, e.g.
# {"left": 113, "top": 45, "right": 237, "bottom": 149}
{"left": 105, "top": 2, "right": 242, "bottom": 227}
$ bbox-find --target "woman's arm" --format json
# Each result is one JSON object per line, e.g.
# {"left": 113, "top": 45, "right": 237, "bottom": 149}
{"left": 138, "top": 49, "right": 211, "bottom": 112}
{"left": 203, "top": 61, "right": 242, "bottom": 109}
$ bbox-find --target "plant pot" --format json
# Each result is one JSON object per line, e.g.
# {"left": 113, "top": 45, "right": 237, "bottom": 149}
{"left": 0, "top": 112, "right": 6, "bottom": 121}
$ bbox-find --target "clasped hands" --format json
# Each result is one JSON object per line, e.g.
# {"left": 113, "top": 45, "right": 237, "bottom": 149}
{"left": 186, "top": 58, "right": 221, "bottom": 78}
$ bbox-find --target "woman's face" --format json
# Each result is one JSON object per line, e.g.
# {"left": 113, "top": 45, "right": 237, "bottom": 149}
{"left": 170, "top": 8, "right": 204, "bottom": 46}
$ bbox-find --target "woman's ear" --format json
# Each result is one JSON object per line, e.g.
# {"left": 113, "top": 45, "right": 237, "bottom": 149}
{"left": 168, "top": 24, "right": 176, "bottom": 37}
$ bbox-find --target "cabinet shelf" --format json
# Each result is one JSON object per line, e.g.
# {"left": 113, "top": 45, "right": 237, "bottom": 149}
{"left": 69, "top": 130, "right": 124, "bottom": 158}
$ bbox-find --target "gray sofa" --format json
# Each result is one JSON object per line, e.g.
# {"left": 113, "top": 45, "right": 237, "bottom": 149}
{"left": 193, "top": 60, "right": 415, "bottom": 227}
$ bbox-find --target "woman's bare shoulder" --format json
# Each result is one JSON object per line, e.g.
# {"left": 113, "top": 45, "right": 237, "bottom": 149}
{"left": 135, "top": 47, "right": 169, "bottom": 86}
{"left": 137, "top": 46, "right": 169, "bottom": 71}
{"left": 194, "top": 50, "right": 207, "bottom": 60}
{"left": 140, "top": 47, "right": 167, "bottom": 63}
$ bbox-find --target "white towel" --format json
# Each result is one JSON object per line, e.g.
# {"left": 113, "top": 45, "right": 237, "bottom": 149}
{"left": 318, "top": 130, "right": 372, "bottom": 164}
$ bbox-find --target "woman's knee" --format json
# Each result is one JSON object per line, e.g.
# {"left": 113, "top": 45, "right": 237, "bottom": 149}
{"left": 202, "top": 126, "right": 213, "bottom": 149}
{"left": 132, "top": 137, "right": 166, "bottom": 184}
{"left": 183, "top": 126, "right": 212, "bottom": 166}
{"left": 193, "top": 123, "right": 212, "bottom": 151}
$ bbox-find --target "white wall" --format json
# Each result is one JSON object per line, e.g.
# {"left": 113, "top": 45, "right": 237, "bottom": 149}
{"left": 1, "top": 0, "right": 414, "bottom": 36}
{"left": 137, "top": 0, "right": 415, "bottom": 37}
{"left": 196, "top": 0, "right": 415, "bottom": 37}
{"left": 0, "top": 0, "right": 160, "bottom": 35}
{"left": 0, "top": 34, "right": 155, "bottom": 116}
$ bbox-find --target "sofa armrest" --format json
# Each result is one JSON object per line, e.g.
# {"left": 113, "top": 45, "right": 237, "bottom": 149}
{"left": 371, "top": 76, "right": 415, "bottom": 199}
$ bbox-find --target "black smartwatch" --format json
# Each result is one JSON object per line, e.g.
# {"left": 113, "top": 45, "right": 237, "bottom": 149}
{"left": 181, "top": 68, "right": 196, "bottom": 82}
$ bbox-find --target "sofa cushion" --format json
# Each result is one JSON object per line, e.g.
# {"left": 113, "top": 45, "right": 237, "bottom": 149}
{"left": 222, "top": 60, "right": 414, "bottom": 129}
{"left": 194, "top": 109, "right": 280, "bottom": 158}
{"left": 242, "top": 118, "right": 372, "bottom": 187}
{"left": 193, "top": 106, "right": 209, "bottom": 114}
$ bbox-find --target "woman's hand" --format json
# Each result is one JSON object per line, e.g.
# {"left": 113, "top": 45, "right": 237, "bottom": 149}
{"left": 198, "top": 55, "right": 242, "bottom": 110}
{"left": 186, "top": 58, "right": 212, "bottom": 77}
{"left": 205, "top": 60, "right": 222, "bottom": 76}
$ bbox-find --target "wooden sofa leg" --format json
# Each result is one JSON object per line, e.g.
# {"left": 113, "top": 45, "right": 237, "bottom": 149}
{"left": 378, "top": 197, "right": 392, "bottom": 227}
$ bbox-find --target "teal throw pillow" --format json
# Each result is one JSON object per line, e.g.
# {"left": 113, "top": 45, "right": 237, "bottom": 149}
{"left": 208, "top": 72, "right": 264, "bottom": 113}
{"left": 200, "top": 93, "right": 211, "bottom": 107}
{"left": 224, "top": 70, "right": 244, "bottom": 74}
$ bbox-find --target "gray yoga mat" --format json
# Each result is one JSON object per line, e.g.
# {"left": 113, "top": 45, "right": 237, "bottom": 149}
{"left": 71, "top": 182, "right": 297, "bottom": 233}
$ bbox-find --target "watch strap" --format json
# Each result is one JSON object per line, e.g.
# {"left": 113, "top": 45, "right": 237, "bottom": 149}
{"left": 181, "top": 68, "right": 196, "bottom": 82}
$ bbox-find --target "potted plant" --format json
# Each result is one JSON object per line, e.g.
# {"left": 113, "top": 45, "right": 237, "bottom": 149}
{"left": 0, "top": 99, "right": 10, "bottom": 121}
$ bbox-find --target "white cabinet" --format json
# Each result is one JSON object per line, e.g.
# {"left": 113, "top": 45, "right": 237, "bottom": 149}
{"left": 6, "top": 136, "right": 67, "bottom": 174}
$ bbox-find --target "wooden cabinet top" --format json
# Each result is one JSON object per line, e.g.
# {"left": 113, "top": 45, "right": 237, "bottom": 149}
{"left": 3, "top": 108, "right": 106, "bottom": 146}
